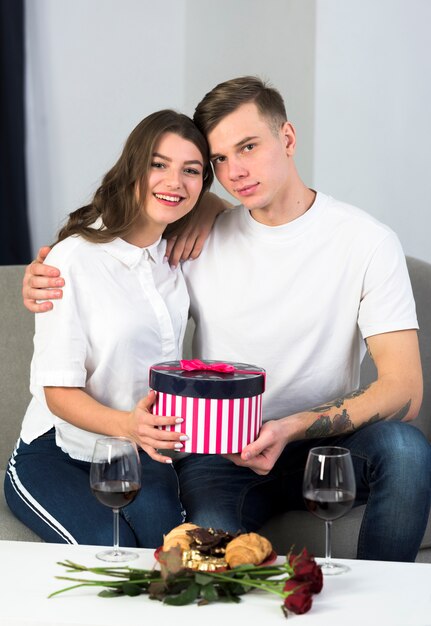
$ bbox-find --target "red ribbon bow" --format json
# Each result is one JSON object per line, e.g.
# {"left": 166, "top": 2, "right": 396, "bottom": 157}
{"left": 179, "top": 359, "right": 235, "bottom": 373}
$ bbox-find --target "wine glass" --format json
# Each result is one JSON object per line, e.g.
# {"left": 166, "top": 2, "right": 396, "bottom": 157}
{"left": 303, "top": 446, "right": 356, "bottom": 575}
{"left": 90, "top": 437, "right": 141, "bottom": 562}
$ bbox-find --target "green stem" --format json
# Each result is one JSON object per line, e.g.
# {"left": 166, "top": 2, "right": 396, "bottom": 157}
{"left": 58, "top": 561, "right": 137, "bottom": 578}
{"left": 52, "top": 560, "right": 295, "bottom": 601}
{"left": 48, "top": 582, "right": 103, "bottom": 599}
{"left": 199, "top": 571, "right": 288, "bottom": 598}
{"left": 54, "top": 574, "right": 162, "bottom": 587}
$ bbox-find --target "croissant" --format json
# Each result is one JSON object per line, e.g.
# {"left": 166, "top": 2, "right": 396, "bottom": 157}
{"left": 225, "top": 532, "right": 272, "bottom": 568}
{"left": 162, "top": 523, "right": 199, "bottom": 552}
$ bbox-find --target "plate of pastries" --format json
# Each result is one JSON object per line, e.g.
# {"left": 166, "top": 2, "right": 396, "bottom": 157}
{"left": 155, "top": 523, "right": 276, "bottom": 571}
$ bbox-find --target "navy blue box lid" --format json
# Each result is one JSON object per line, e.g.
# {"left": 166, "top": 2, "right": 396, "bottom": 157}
{"left": 149, "top": 360, "right": 265, "bottom": 399}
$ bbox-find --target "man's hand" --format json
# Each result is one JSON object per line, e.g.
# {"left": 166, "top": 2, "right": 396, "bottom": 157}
{"left": 165, "top": 192, "right": 233, "bottom": 267}
{"left": 225, "top": 420, "right": 288, "bottom": 475}
{"left": 22, "top": 246, "right": 64, "bottom": 313}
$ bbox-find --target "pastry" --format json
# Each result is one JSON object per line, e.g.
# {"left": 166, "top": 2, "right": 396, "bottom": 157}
{"left": 162, "top": 522, "right": 199, "bottom": 552}
{"left": 161, "top": 524, "right": 273, "bottom": 571}
{"left": 225, "top": 532, "right": 272, "bottom": 568}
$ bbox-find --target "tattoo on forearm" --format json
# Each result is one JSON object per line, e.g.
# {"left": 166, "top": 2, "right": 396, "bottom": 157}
{"left": 363, "top": 413, "right": 381, "bottom": 426}
{"left": 305, "top": 416, "right": 332, "bottom": 438}
{"left": 310, "top": 386, "right": 370, "bottom": 413}
{"left": 306, "top": 398, "right": 412, "bottom": 439}
{"left": 387, "top": 400, "right": 411, "bottom": 422}
{"left": 333, "top": 409, "right": 354, "bottom": 431}
{"left": 305, "top": 409, "right": 354, "bottom": 439}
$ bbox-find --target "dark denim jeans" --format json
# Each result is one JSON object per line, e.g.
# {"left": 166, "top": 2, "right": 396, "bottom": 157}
{"left": 175, "top": 421, "right": 431, "bottom": 561}
{"left": 4, "top": 429, "right": 184, "bottom": 547}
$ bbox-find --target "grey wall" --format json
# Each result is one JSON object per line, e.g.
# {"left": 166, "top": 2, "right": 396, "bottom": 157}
{"left": 183, "top": 0, "right": 316, "bottom": 203}
{"left": 25, "top": 0, "right": 186, "bottom": 249}
{"left": 25, "top": 0, "right": 431, "bottom": 262}
{"left": 313, "top": 0, "right": 431, "bottom": 262}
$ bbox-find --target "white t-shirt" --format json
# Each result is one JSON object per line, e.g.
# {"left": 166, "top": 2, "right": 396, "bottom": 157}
{"left": 21, "top": 234, "right": 189, "bottom": 460}
{"left": 182, "top": 192, "right": 418, "bottom": 421}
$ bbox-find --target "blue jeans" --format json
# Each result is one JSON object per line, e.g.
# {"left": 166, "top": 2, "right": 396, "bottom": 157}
{"left": 4, "top": 429, "right": 184, "bottom": 547}
{"left": 175, "top": 421, "right": 431, "bottom": 561}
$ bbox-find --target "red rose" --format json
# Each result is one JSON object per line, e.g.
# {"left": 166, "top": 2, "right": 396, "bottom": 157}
{"left": 283, "top": 579, "right": 312, "bottom": 594}
{"left": 283, "top": 590, "right": 313, "bottom": 615}
{"left": 282, "top": 576, "right": 314, "bottom": 616}
{"left": 288, "top": 548, "right": 323, "bottom": 594}
{"left": 288, "top": 547, "right": 316, "bottom": 571}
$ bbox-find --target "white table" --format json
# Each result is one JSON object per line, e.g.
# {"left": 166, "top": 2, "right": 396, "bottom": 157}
{"left": 0, "top": 541, "right": 430, "bottom": 626}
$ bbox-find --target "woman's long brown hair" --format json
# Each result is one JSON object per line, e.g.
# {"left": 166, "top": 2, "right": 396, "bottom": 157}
{"left": 56, "top": 110, "right": 213, "bottom": 244}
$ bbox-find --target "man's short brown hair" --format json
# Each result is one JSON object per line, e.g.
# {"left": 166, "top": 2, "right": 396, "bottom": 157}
{"left": 193, "top": 76, "right": 288, "bottom": 137}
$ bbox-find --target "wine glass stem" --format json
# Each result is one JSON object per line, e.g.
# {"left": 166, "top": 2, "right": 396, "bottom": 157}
{"left": 325, "top": 520, "right": 333, "bottom": 567}
{"left": 113, "top": 508, "right": 120, "bottom": 554}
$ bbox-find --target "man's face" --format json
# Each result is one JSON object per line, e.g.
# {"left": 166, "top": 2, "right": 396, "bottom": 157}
{"left": 207, "top": 103, "right": 295, "bottom": 214}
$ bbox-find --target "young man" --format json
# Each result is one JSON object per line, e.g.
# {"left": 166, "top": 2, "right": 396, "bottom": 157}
{"left": 23, "top": 77, "right": 431, "bottom": 561}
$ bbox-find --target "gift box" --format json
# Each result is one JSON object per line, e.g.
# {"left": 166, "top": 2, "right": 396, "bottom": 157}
{"left": 149, "top": 359, "right": 265, "bottom": 454}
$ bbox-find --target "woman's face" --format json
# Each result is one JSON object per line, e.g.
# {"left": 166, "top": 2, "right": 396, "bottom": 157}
{"left": 141, "top": 132, "right": 204, "bottom": 229}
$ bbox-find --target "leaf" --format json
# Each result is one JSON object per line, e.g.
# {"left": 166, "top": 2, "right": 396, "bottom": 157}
{"left": 148, "top": 581, "right": 167, "bottom": 600}
{"left": 201, "top": 583, "right": 218, "bottom": 603}
{"left": 158, "top": 547, "right": 185, "bottom": 579}
{"left": 215, "top": 589, "right": 242, "bottom": 604}
{"left": 98, "top": 590, "right": 122, "bottom": 598}
{"left": 165, "top": 579, "right": 191, "bottom": 595}
{"left": 121, "top": 582, "right": 142, "bottom": 597}
{"left": 194, "top": 572, "right": 214, "bottom": 586}
{"left": 225, "top": 582, "right": 248, "bottom": 596}
{"left": 163, "top": 582, "right": 201, "bottom": 606}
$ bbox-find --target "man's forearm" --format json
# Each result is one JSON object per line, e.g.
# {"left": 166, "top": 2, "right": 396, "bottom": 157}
{"left": 304, "top": 383, "right": 413, "bottom": 439}
{"left": 283, "top": 376, "right": 421, "bottom": 444}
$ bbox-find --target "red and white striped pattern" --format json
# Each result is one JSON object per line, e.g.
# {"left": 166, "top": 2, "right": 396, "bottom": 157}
{"left": 152, "top": 392, "right": 262, "bottom": 454}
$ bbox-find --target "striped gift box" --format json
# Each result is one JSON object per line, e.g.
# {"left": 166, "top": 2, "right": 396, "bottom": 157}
{"left": 150, "top": 360, "right": 265, "bottom": 454}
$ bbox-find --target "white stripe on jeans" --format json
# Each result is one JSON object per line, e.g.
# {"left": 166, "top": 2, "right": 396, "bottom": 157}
{"left": 7, "top": 440, "right": 77, "bottom": 544}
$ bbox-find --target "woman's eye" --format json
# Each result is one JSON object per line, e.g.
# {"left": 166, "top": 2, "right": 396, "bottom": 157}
{"left": 151, "top": 161, "right": 165, "bottom": 169}
{"left": 184, "top": 168, "right": 201, "bottom": 176}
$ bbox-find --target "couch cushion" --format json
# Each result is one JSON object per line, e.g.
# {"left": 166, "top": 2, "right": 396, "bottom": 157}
{"left": 0, "top": 470, "right": 42, "bottom": 542}
{"left": 0, "top": 266, "right": 34, "bottom": 469}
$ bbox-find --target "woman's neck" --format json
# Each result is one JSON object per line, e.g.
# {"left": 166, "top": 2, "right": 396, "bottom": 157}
{"left": 122, "top": 223, "right": 164, "bottom": 249}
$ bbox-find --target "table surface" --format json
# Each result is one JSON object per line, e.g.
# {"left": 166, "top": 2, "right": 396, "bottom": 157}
{"left": 0, "top": 540, "right": 430, "bottom": 626}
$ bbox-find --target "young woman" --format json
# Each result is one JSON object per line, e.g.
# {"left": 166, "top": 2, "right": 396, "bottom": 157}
{"left": 4, "top": 110, "right": 214, "bottom": 547}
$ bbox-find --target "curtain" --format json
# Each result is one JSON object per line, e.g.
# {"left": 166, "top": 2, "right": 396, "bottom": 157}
{"left": 0, "top": 0, "right": 31, "bottom": 264}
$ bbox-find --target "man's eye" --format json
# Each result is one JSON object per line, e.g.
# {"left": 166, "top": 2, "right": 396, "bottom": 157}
{"left": 243, "top": 144, "right": 255, "bottom": 152}
{"left": 212, "top": 156, "right": 225, "bottom": 165}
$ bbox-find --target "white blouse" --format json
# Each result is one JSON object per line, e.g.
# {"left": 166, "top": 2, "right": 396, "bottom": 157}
{"left": 20, "top": 234, "right": 189, "bottom": 461}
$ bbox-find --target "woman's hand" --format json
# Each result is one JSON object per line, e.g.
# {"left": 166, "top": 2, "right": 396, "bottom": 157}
{"left": 22, "top": 246, "right": 64, "bottom": 312}
{"left": 165, "top": 192, "right": 233, "bottom": 267}
{"left": 44, "top": 387, "right": 188, "bottom": 465}
{"left": 127, "top": 390, "right": 188, "bottom": 463}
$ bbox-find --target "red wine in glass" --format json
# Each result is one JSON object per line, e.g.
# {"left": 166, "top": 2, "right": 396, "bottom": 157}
{"left": 303, "top": 489, "right": 355, "bottom": 521}
{"left": 91, "top": 480, "right": 141, "bottom": 509}
{"left": 90, "top": 437, "right": 141, "bottom": 562}
{"left": 303, "top": 446, "right": 356, "bottom": 575}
